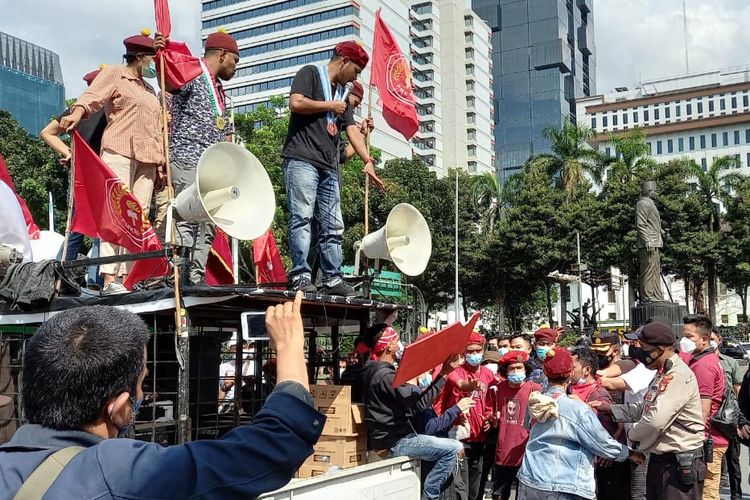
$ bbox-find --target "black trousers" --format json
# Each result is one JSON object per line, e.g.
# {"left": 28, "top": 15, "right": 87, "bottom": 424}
{"left": 646, "top": 453, "right": 705, "bottom": 500}
{"left": 492, "top": 465, "right": 520, "bottom": 500}
{"left": 464, "top": 442, "right": 485, "bottom": 500}
{"left": 721, "top": 437, "right": 742, "bottom": 500}
{"left": 596, "top": 460, "right": 631, "bottom": 500}
{"left": 479, "top": 430, "right": 498, "bottom": 499}
{"left": 631, "top": 453, "right": 650, "bottom": 500}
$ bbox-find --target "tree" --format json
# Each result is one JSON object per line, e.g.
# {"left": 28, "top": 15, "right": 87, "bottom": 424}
{"left": 719, "top": 177, "right": 750, "bottom": 321}
{"left": 470, "top": 171, "right": 503, "bottom": 237}
{"left": 528, "top": 121, "right": 605, "bottom": 196}
{"left": 605, "top": 127, "right": 657, "bottom": 184}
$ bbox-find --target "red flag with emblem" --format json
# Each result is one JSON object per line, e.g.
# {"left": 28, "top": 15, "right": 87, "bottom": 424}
{"left": 206, "top": 228, "right": 234, "bottom": 285}
{"left": 370, "top": 9, "right": 420, "bottom": 140}
{"left": 253, "top": 229, "right": 286, "bottom": 287}
{"left": 0, "top": 154, "right": 41, "bottom": 239}
{"left": 70, "top": 132, "right": 169, "bottom": 289}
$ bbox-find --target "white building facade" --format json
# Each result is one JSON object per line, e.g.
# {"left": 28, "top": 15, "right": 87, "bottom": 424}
{"left": 200, "top": 0, "right": 494, "bottom": 176}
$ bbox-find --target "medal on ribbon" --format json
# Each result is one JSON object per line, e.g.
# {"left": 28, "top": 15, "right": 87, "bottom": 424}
{"left": 200, "top": 59, "right": 226, "bottom": 130}
{"left": 317, "top": 65, "right": 346, "bottom": 137}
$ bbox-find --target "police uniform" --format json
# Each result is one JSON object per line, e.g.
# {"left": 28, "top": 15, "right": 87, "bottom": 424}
{"left": 611, "top": 323, "right": 706, "bottom": 500}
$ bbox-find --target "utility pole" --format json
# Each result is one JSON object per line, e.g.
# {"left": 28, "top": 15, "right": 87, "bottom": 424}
{"left": 683, "top": 0, "right": 690, "bottom": 73}
{"left": 454, "top": 170, "right": 460, "bottom": 322}
{"left": 577, "top": 232, "right": 583, "bottom": 332}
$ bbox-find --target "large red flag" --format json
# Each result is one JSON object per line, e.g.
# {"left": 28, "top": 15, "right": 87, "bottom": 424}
{"left": 253, "top": 229, "right": 286, "bottom": 287}
{"left": 206, "top": 228, "right": 234, "bottom": 285}
{"left": 70, "top": 132, "right": 169, "bottom": 289}
{"left": 370, "top": 9, "right": 420, "bottom": 140}
{"left": 153, "top": 0, "right": 202, "bottom": 89}
{"left": 0, "top": 155, "right": 41, "bottom": 240}
{"left": 154, "top": 0, "right": 171, "bottom": 38}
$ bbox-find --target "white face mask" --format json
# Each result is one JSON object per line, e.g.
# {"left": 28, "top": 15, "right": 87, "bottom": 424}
{"left": 679, "top": 336, "right": 697, "bottom": 354}
{"left": 709, "top": 340, "right": 718, "bottom": 350}
{"left": 484, "top": 362, "right": 499, "bottom": 374}
{"left": 576, "top": 377, "right": 588, "bottom": 385}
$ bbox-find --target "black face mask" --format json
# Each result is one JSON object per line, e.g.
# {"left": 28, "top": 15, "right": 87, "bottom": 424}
{"left": 631, "top": 346, "right": 663, "bottom": 366}
{"left": 597, "top": 354, "right": 613, "bottom": 369}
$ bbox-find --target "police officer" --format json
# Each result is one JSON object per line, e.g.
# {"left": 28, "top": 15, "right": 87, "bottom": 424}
{"left": 591, "top": 321, "right": 706, "bottom": 499}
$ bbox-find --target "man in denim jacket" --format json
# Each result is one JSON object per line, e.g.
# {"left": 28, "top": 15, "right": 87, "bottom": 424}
{"left": 517, "top": 347, "right": 643, "bottom": 499}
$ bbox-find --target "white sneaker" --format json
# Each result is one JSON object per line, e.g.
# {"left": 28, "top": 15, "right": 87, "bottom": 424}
{"left": 102, "top": 282, "right": 129, "bottom": 295}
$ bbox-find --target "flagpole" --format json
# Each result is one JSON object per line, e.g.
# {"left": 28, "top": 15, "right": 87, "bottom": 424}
{"left": 364, "top": 84, "right": 373, "bottom": 236}
{"left": 60, "top": 139, "right": 76, "bottom": 263}
{"left": 160, "top": 53, "right": 187, "bottom": 338}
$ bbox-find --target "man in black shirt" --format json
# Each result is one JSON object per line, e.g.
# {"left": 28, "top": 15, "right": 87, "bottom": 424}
{"left": 282, "top": 41, "right": 383, "bottom": 296}
{"left": 40, "top": 68, "right": 107, "bottom": 276}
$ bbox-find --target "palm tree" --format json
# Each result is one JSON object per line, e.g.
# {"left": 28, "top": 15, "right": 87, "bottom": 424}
{"left": 605, "top": 127, "right": 658, "bottom": 183}
{"left": 529, "top": 121, "right": 605, "bottom": 197}
{"left": 470, "top": 171, "right": 502, "bottom": 236}
{"left": 689, "top": 155, "right": 746, "bottom": 322}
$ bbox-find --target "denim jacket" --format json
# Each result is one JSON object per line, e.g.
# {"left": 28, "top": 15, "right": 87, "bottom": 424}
{"left": 517, "top": 385, "right": 629, "bottom": 499}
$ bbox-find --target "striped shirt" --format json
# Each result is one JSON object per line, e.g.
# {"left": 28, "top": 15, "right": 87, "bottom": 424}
{"left": 74, "top": 65, "right": 164, "bottom": 165}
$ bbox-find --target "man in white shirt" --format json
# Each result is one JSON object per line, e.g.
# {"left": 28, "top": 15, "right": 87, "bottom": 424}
{"left": 219, "top": 339, "right": 256, "bottom": 414}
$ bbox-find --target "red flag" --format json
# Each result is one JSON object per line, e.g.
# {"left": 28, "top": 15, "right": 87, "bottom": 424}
{"left": 156, "top": 41, "right": 203, "bottom": 89}
{"left": 154, "top": 0, "right": 171, "bottom": 38}
{"left": 0, "top": 155, "right": 41, "bottom": 240}
{"left": 70, "top": 132, "right": 169, "bottom": 289}
{"left": 206, "top": 228, "right": 234, "bottom": 285}
{"left": 370, "top": 9, "right": 420, "bottom": 140}
{"left": 253, "top": 229, "right": 286, "bottom": 288}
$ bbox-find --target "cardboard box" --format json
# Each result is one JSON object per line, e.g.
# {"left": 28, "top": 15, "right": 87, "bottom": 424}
{"left": 317, "top": 403, "right": 366, "bottom": 436}
{"left": 296, "top": 463, "right": 328, "bottom": 478}
{"left": 309, "top": 385, "right": 352, "bottom": 407}
{"left": 302, "top": 435, "right": 367, "bottom": 470}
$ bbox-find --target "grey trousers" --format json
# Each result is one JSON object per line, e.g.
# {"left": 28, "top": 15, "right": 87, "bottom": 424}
{"left": 172, "top": 159, "right": 216, "bottom": 285}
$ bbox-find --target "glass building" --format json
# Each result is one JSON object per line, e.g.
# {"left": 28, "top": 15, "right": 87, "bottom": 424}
{"left": 0, "top": 31, "right": 65, "bottom": 136}
{"left": 471, "top": 0, "right": 596, "bottom": 181}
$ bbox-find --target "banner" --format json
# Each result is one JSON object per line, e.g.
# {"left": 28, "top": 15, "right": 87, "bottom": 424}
{"left": 370, "top": 9, "right": 420, "bottom": 140}
{"left": 206, "top": 228, "right": 234, "bottom": 285}
{"left": 0, "top": 154, "right": 40, "bottom": 239}
{"left": 253, "top": 229, "right": 286, "bottom": 287}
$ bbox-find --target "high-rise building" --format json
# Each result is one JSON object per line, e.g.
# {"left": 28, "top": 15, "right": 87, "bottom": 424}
{"left": 0, "top": 31, "right": 65, "bottom": 135}
{"left": 200, "top": 0, "right": 494, "bottom": 176}
{"left": 577, "top": 66, "right": 750, "bottom": 176}
{"left": 471, "top": 0, "right": 596, "bottom": 181}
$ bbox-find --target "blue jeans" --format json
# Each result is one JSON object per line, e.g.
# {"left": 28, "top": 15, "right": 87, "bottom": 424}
{"left": 390, "top": 433, "right": 463, "bottom": 500}
{"left": 283, "top": 159, "right": 344, "bottom": 286}
{"left": 57, "top": 230, "right": 101, "bottom": 287}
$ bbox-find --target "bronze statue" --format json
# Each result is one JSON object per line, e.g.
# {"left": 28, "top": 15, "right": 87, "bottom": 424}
{"left": 636, "top": 181, "right": 665, "bottom": 303}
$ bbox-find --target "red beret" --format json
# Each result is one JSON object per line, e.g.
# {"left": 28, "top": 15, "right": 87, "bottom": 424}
{"left": 82, "top": 69, "right": 101, "bottom": 86}
{"left": 205, "top": 30, "right": 239, "bottom": 55}
{"left": 500, "top": 350, "right": 529, "bottom": 366}
{"left": 467, "top": 331, "right": 486, "bottom": 347}
{"left": 350, "top": 81, "right": 364, "bottom": 100}
{"left": 335, "top": 41, "right": 369, "bottom": 68}
{"left": 123, "top": 31, "right": 155, "bottom": 55}
{"left": 543, "top": 348, "right": 573, "bottom": 379}
{"left": 534, "top": 328, "right": 558, "bottom": 343}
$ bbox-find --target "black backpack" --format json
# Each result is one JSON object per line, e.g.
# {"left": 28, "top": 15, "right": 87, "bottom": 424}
{"left": 711, "top": 370, "right": 741, "bottom": 439}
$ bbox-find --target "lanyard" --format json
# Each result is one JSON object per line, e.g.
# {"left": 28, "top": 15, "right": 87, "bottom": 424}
{"left": 199, "top": 59, "right": 225, "bottom": 118}
{"left": 317, "top": 64, "right": 345, "bottom": 132}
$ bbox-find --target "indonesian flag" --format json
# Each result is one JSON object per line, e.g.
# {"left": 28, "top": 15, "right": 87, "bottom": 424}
{"left": 70, "top": 132, "right": 169, "bottom": 289}
{"left": 370, "top": 9, "right": 420, "bottom": 140}
{"left": 253, "top": 229, "right": 286, "bottom": 287}
{"left": 206, "top": 228, "right": 234, "bottom": 285}
{"left": 0, "top": 154, "right": 41, "bottom": 240}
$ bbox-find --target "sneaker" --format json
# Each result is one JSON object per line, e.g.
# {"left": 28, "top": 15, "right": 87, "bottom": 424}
{"left": 291, "top": 276, "right": 317, "bottom": 293}
{"left": 323, "top": 280, "right": 361, "bottom": 297}
{"left": 102, "top": 282, "right": 129, "bottom": 295}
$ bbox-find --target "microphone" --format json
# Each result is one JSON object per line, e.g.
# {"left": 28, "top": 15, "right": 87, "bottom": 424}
{"left": 339, "top": 82, "right": 354, "bottom": 105}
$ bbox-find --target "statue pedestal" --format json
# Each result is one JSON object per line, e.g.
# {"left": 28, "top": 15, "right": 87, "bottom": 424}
{"left": 631, "top": 302, "right": 686, "bottom": 337}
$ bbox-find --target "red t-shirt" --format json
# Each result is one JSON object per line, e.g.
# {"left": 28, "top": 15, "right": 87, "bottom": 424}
{"left": 492, "top": 380, "right": 541, "bottom": 466}
{"left": 684, "top": 350, "right": 728, "bottom": 447}
{"left": 438, "top": 364, "right": 495, "bottom": 442}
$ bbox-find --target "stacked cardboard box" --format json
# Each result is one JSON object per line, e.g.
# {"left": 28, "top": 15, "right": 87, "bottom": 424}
{"left": 297, "top": 385, "right": 368, "bottom": 478}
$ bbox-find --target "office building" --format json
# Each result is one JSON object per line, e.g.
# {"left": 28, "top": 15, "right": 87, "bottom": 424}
{"left": 577, "top": 66, "right": 750, "bottom": 175}
{"left": 0, "top": 31, "right": 65, "bottom": 135}
{"left": 201, "top": 0, "right": 494, "bottom": 176}
{"left": 471, "top": 0, "right": 596, "bottom": 181}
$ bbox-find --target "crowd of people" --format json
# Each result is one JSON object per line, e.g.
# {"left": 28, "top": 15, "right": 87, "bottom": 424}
{"left": 341, "top": 313, "right": 750, "bottom": 500}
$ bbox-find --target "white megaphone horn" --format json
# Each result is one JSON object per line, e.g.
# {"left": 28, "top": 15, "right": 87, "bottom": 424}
{"left": 354, "top": 203, "right": 432, "bottom": 277}
{"left": 170, "top": 143, "right": 275, "bottom": 241}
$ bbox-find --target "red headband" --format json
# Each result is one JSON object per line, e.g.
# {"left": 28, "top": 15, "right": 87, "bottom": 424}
{"left": 371, "top": 327, "right": 398, "bottom": 360}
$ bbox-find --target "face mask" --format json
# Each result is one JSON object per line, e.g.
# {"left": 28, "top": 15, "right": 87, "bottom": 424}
{"left": 466, "top": 353, "right": 483, "bottom": 366}
{"left": 597, "top": 354, "right": 613, "bottom": 369}
{"left": 395, "top": 341, "right": 404, "bottom": 361}
{"left": 709, "top": 340, "right": 718, "bottom": 350}
{"left": 418, "top": 373, "right": 432, "bottom": 389}
{"left": 141, "top": 60, "right": 157, "bottom": 79}
{"left": 507, "top": 372, "right": 526, "bottom": 385}
{"left": 679, "top": 337, "right": 697, "bottom": 354}
{"left": 536, "top": 346, "right": 552, "bottom": 360}
{"left": 621, "top": 344, "right": 630, "bottom": 357}
{"left": 576, "top": 377, "right": 588, "bottom": 385}
{"left": 484, "top": 362, "right": 499, "bottom": 374}
{"left": 498, "top": 347, "right": 509, "bottom": 357}
{"left": 633, "top": 346, "right": 662, "bottom": 366}
{"left": 117, "top": 397, "right": 143, "bottom": 438}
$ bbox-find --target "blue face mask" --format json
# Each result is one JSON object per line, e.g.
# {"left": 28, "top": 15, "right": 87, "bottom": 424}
{"left": 141, "top": 60, "right": 157, "bottom": 79}
{"left": 117, "top": 397, "right": 143, "bottom": 438}
{"left": 497, "top": 347, "right": 509, "bottom": 357}
{"left": 536, "top": 346, "right": 552, "bottom": 360}
{"left": 418, "top": 373, "right": 432, "bottom": 389}
{"left": 466, "top": 353, "right": 483, "bottom": 366}
{"left": 507, "top": 372, "right": 526, "bottom": 385}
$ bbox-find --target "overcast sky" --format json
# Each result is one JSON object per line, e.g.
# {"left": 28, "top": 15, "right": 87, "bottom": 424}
{"left": 0, "top": 0, "right": 748, "bottom": 98}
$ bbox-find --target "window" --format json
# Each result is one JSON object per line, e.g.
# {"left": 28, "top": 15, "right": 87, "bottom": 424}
{"left": 646, "top": 142, "right": 652, "bottom": 154}
{"left": 602, "top": 115, "right": 608, "bottom": 127}
{"left": 656, "top": 141, "right": 663, "bottom": 154}
{"left": 608, "top": 290, "right": 616, "bottom": 303}
{"left": 466, "top": 96, "right": 475, "bottom": 108}
{"left": 746, "top": 129, "right": 750, "bottom": 144}
{"left": 735, "top": 153, "right": 741, "bottom": 166}
{"left": 466, "top": 80, "right": 475, "bottom": 91}
{"left": 223, "top": 6, "right": 356, "bottom": 44}
{"left": 413, "top": 2, "right": 432, "bottom": 14}
{"left": 203, "top": 0, "right": 327, "bottom": 28}
{"left": 465, "top": 48, "right": 474, "bottom": 59}
{"left": 591, "top": 117, "right": 597, "bottom": 129}
{"left": 467, "top": 129, "right": 476, "bottom": 140}
{"left": 465, "top": 64, "right": 474, "bottom": 76}
{"left": 701, "top": 158, "right": 707, "bottom": 170}
{"left": 720, "top": 98, "right": 726, "bottom": 111}
{"left": 235, "top": 48, "right": 334, "bottom": 78}
{"left": 686, "top": 103, "right": 692, "bottom": 115}
{"left": 467, "top": 145, "right": 476, "bottom": 156}
{"left": 667, "top": 139, "right": 673, "bottom": 153}
{"left": 623, "top": 113, "right": 628, "bottom": 125}
{"left": 676, "top": 105, "right": 681, "bottom": 117}
{"left": 747, "top": 152, "right": 750, "bottom": 168}
{"left": 744, "top": 95, "right": 749, "bottom": 107}
{"left": 613, "top": 114, "right": 618, "bottom": 126}
{"left": 239, "top": 26, "right": 358, "bottom": 58}
{"left": 732, "top": 96, "right": 737, "bottom": 109}
{"left": 605, "top": 147, "right": 612, "bottom": 157}
{"left": 709, "top": 100, "right": 715, "bottom": 112}
{"left": 654, "top": 108, "right": 660, "bottom": 120}
{"left": 689, "top": 136, "right": 695, "bottom": 150}
{"left": 465, "top": 16, "right": 473, "bottom": 27}
{"left": 465, "top": 32, "right": 473, "bottom": 43}
{"left": 711, "top": 133, "right": 717, "bottom": 147}
{"left": 721, "top": 314, "right": 729, "bottom": 324}
{"left": 468, "top": 161, "right": 477, "bottom": 173}
{"left": 665, "top": 106, "right": 671, "bottom": 119}
{"left": 678, "top": 137, "right": 684, "bottom": 152}
{"left": 633, "top": 110, "right": 638, "bottom": 123}
{"left": 735, "top": 130, "right": 741, "bottom": 145}
{"left": 700, "top": 134, "right": 706, "bottom": 149}
{"left": 608, "top": 312, "right": 617, "bottom": 321}
{"left": 722, "top": 132, "right": 729, "bottom": 146}
{"left": 467, "top": 112, "right": 476, "bottom": 124}
{"left": 643, "top": 109, "right": 649, "bottom": 121}
{"left": 698, "top": 101, "right": 704, "bottom": 113}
